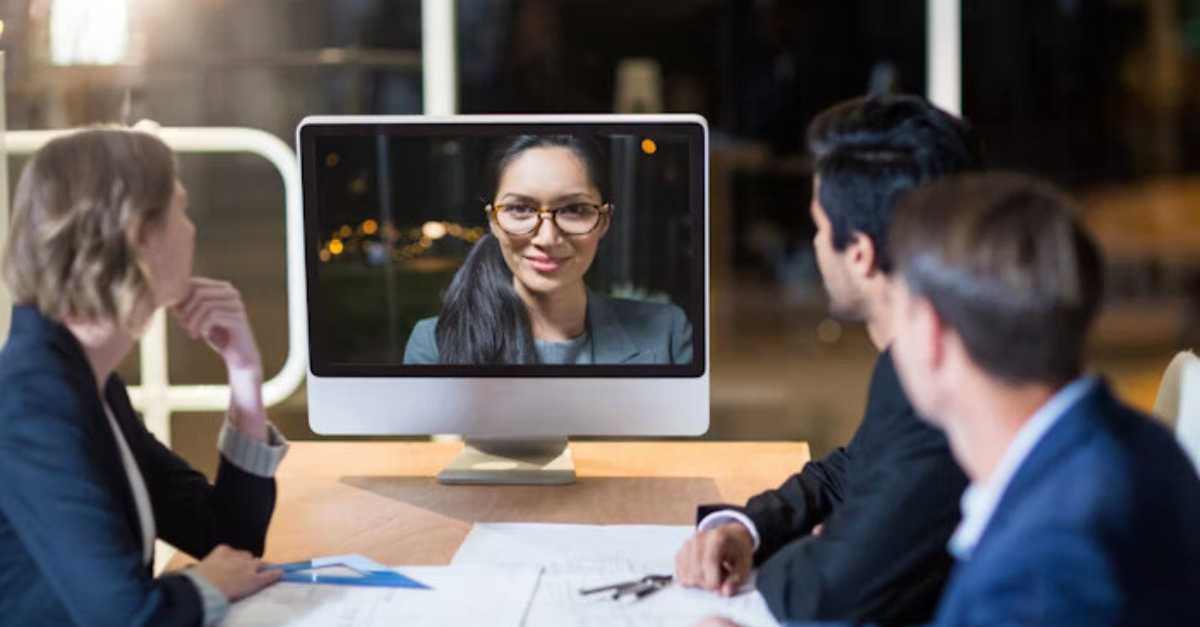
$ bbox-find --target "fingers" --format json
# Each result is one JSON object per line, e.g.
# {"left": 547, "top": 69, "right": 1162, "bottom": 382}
{"left": 170, "top": 278, "right": 248, "bottom": 344}
{"left": 677, "top": 533, "right": 711, "bottom": 588}
{"left": 720, "top": 534, "right": 752, "bottom": 596}
{"left": 252, "top": 563, "right": 283, "bottom": 591}
{"left": 699, "top": 531, "right": 726, "bottom": 591}
{"left": 675, "top": 536, "right": 696, "bottom": 586}
{"left": 720, "top": 559, "right": 738, "bottom": 597}
{"left": 720, "top": 554, "right": 748, "bottom": 597}
{"left": 174, "top": 279, "right": 242, "bottom": 319}
{"left": 679, "top": 529, "right": 748, "bottom": 593}
{"left": 229, "top": 550, "right": 278, "bottom": 600}
{"left": 177, "top": 302, "right": 244, "bottom": 341}
{"left": 174, "top": 283, "right": 243, "bottom": 324}
{"left": 196, "top": 545, "right": 284, "bottom": 603}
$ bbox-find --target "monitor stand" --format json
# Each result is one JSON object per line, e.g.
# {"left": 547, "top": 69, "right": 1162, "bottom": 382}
{"left": 437, "top": 437, "right": 576, "bottom": 485}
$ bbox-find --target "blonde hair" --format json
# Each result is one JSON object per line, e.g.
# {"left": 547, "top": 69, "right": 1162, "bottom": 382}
{"left": 1, "top": 127, "right": 176, "bottom": 329}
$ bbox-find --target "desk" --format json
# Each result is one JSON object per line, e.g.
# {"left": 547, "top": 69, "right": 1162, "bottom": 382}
{"left": 169, "top": 441, "right": 808, "bottom": 568}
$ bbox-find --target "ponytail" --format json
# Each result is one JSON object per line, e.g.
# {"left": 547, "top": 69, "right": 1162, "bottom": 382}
{"left": 435, "top": 233, "right": 539, "bottom": 364}
{"left": 435, "top": 133, "right": 607, "bottom": 364}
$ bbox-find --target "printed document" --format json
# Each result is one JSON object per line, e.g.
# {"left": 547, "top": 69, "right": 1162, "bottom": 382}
{"left": 452, "top": 523, "right": 780, "bottom": 627}
{"left": 220, "top": 558, "right": 540, "bottom": 627}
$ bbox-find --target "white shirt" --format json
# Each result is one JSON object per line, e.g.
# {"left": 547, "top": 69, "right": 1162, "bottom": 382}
{"left": 697, "top": 509, "right": 762, "bottom": 550}
{"left": 102, "top": 401, "right": 289, "bottom": 626}
{"left": 947, "top": 376, "right": 1099, "bottom": 560}
{"left": 101, "top": 403, "right": 156, "bottom": 565}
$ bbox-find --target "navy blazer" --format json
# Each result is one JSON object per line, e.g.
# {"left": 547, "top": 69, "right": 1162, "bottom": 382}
{"left": 0, "top": 306, "right": 277, "bottom": 627}
{"left": 403, "top": 292, "right": 694, "bottom": 365}
{"left": 930, "top": 381, "right": 1200, "bottom": 627}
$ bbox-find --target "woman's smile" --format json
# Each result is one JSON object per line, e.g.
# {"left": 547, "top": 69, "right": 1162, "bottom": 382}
{"left": 524, "top": 251, "right": 571, "bottom": 273}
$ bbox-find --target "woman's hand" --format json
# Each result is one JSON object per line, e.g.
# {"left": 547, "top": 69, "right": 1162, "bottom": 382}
{"left": 171, "top": 278, "right": 269, "bottom": 441}
{"left": 172, "top": 277, "right": 262, "bottom": 373}
{"left": 192, "top": 544, "right": 280, "bottom": 602}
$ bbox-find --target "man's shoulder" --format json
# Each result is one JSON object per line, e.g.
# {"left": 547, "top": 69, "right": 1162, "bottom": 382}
{"left": 859, "top": 350, "right": 947, "bottom": 446}
{"left": 1069, "top": 400, "right": 1199, "bottom": 519}
{"left": 994, "top": 395, "right": 1200, "bottom": 552}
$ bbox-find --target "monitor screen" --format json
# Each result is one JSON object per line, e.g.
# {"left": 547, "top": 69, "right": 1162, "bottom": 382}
{"left": 299, "top": 119, "right": 706, "bottom": 378}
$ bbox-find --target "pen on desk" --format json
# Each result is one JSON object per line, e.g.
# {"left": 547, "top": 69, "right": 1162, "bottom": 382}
{"left": 634, "top": 584, "right": 662, "bottom": 600}
{"left": 580, "top": 574, "right": 673, "bottom": 601}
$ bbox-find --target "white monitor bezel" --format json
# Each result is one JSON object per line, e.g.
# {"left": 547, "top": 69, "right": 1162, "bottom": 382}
{"left": 296, "top": 114, "right": 709, "bottom": 437}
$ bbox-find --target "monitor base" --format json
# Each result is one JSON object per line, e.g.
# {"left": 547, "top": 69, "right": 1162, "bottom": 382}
{"left": 437, "top": 437, "right": 576, "bottom": 485}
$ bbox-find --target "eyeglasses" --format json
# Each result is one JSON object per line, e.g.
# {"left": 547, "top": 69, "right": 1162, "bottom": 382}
{"left": 485, "top": 201, "right": 613, "bottom": 236}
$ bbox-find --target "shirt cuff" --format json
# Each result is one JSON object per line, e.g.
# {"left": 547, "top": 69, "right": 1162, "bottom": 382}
{"left": 698, "top": 509, "right": 762, "bottom": 551}
{"left": 181, "top": 569, "right": 229, "bottom": 626}
{"left": 217, "top": 419, "right": 289, "bottom": 478}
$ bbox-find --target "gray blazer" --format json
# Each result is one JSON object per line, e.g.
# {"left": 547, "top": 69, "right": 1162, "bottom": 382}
{"left": 403, "top": 293, "right": 694, "bottom": 365}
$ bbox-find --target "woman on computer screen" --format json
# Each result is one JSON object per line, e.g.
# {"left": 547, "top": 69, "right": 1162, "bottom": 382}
{"left": 403, "top": 134, "right": 693, "bottom": 365}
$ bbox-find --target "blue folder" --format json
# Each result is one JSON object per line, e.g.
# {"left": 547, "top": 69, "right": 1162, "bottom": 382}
{"left": 264, "top": 557, "right": 431, "bottom": 589}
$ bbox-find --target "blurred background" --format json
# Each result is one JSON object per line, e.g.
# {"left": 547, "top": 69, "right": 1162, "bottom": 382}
{"left": 0, "top": 0, "right": 1197, "bottom": 473}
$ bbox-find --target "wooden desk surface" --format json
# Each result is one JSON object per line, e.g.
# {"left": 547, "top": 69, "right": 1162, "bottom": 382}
{"left": 169, "top": 441, "right": 809, "bottom": 568}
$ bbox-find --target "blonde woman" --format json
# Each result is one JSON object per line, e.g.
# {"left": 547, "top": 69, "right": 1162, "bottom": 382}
{"left": 0, "top": 127, "right": 287, "bottom": 625}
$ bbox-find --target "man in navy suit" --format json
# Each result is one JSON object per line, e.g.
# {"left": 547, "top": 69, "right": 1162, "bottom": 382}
{"left": 883, "top": 173, "right": 1200, "bottom": 626}
{"left": 696, "top": 173, "right": 1200, "bottom": 627}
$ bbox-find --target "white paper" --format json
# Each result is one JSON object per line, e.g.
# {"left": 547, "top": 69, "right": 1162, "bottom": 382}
{"left": 220, "top": 563, "right": 541, "bottom": 627}
{"left": 452, "top": 523, "right": 780, "bottom": 627}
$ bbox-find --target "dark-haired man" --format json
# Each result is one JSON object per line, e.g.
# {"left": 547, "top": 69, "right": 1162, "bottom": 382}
{"left": 694, "top": 174, "right": 1200, "bottom": 627}
{"left": 884, "top": 173, "right": 1200, "bottom": 625}
{"left": 676, "top": 95, "right": 978, "bottom": 625}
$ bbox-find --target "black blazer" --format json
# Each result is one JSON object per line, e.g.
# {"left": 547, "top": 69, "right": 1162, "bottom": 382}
{"left": 699, "top": 350, "right": 967, "bottom": 625}
{"left": 0, "top": 305, "right": 277, "bottom": 626}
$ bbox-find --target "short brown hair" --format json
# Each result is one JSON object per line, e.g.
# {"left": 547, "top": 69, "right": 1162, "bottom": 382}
{"left": 2, "top": 127, "right": 176, "bottom": 329}
{"left": 890, "top": 172, "right": 1104, "bottom": 385}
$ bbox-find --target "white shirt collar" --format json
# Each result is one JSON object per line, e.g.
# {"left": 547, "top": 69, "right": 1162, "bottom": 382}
{"left": 948, "top": 376, "right": 1099, "bottom": 560}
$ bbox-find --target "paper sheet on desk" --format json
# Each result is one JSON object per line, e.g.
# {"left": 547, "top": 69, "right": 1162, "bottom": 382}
{"left": 452, "top": 523, "right": 781, "bottom": 627}
{"left": 219, "top": 564, "right": 540, "bottom": 627}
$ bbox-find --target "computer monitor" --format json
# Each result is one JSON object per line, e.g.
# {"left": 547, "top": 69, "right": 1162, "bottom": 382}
{"left": 296, "top": 115, "right": 709, "bottom": 483}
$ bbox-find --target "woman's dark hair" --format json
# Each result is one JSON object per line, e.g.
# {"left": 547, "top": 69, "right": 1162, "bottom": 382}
{"left": 435, "top": 135, "right": 608, "bottom": 364}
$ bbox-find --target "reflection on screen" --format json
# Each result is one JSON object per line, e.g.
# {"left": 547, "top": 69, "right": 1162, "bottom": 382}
{"left": 307, "top": 129, "right": 700, "bottom": 370}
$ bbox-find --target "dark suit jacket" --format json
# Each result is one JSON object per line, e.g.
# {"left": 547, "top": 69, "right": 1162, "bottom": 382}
{"left": 930, "top": 381, "right": 1200, "bottom": 627}
{"left": 403, "top": 291, "right": 694, "bottom": 364}
{"left": 0, "top": 305, "right": 277, "bottom": 627}
{"left": 699, "top": 350, "right": 967, "bottom": 625}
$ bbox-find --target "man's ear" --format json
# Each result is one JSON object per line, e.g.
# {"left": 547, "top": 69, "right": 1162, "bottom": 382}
{"left": 845, "top": 231, "right": 878, "bottom": 280}
{"left": 921, "top": 298, "right": 952, "bottom": 373}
